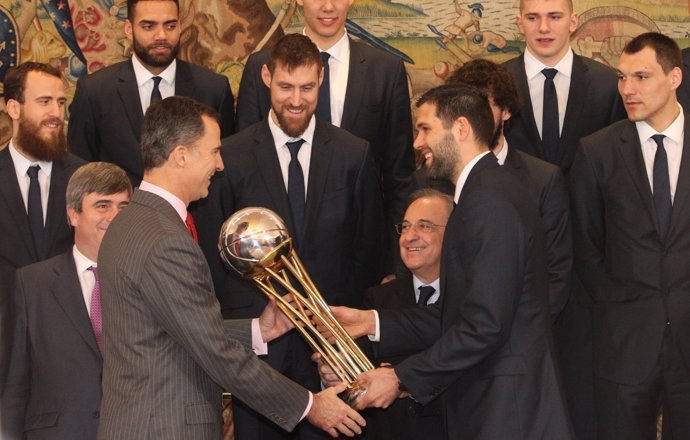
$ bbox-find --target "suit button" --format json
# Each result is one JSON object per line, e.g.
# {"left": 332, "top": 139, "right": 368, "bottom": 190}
{"left": 93, "top": 411, "right": 100, "bottom": 419}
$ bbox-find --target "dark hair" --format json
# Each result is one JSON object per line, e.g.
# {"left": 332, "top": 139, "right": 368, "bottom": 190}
{"left": 266, "top": 33, "right": 323, "bottom": 75}
{"left": 416, "top": 84, "right": 496, "bottom": 149}
{"left": 141, "top": 96, "right": 219, "bottom": 170}
{"left": 446, "top": 59, "right": 521, "bottom": 117}
{"left": 408, "top": 188, "right": 454, "bottom": 212}
{"left": 127, "top": 0, "right": 179, "bottom": 20}
{"left": 623, "top": 32, "right": 681, "bottom": 74}
{"left": 66, "top": 162, "right": 132, "bottom": 212}
{"left": 3, "top": 62, "right": 62, "bottom": 104}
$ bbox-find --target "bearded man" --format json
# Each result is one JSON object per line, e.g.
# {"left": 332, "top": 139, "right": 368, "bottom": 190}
{"left": 67, "top": 0, "right": 235, "bottom": 186}
{"left": 0, "top": 62, "right": 85, "bottom": 395}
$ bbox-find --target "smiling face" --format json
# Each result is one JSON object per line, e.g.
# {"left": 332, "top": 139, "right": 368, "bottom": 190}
{"left": 516, "top": 0, "right": 578, "bottom": 66}
{"left": 262, "top": 61, "right": 322, "bottom": 138}
{"left": 125, "top": 0, "right": 180, "bottom": 74}
{"left": 69, "top": 191, "right": 131, "bottom": 261}
{"left": 414, "top": 102, "right": 460, "bottom": 182}
{"left": 182, "top": 115, "right": 224, "bottom": 203}
{"left": 399, "top": 196, "right": 451, "bottom": 284}
{"left": 297, "top": 0, "right": 353, "bottom": 49}
{"left": 617, "top": 46, "right": 681, "bottom": 132}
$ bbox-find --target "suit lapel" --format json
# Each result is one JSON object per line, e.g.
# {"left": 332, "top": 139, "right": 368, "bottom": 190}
{"left": 340, "top": 40, "right": 365, "bottom": 130}
{"left": 116, "top": 60, "right": 145, "bottom": 141}
{"left": 515, "top": 56, "right": 544, "bottom": 157}
{"left": 558, "top": 55, "right": 588, "bottom": 164}
{"left": 251, "top": 123, "right": 295, "bottom": 233}
{"left": 44, "top": 159, "right": 69, "bottom": 257}
{"left": 0, "top": 148, "right": 37, "bottom": 260}
{"left": 174, "top": 60, "right": 196, "bottom": 99}
{"left": 51, "top": 253, "right": 101, "bottom": 357}
{"left": 617, "top": 123, "right": 659, "bottom": 232}
{"left": 668, "top": 118, "right": 690, "bottom": 239}
{"left": 303, "top": 122, "right": 333, "bottom": 244}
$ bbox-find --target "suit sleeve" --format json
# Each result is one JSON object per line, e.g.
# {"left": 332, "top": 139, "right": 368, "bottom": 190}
{"left": 217, "top": 76, "right": 236, "bottom": 137}
{"left": 235, "top": 54, "right": 266, "bottom": 131}
{"left": 1, "top": 273, "right": 31, "bottom": 439}
{"left": 540, "top": 169, "right": 573, "bottom": 320}
{"left": 392, "top": 190, "right": 529, "bottom": 405}
{"left": 138, "top": 234, "right": 309, "bottom": 431}
{"left": 67, "top": 78, "right": 100, "bottom": 162}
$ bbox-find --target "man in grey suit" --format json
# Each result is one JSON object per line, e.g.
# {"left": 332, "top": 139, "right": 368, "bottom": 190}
{"left": 1, "top": 162, "right": 131, "bottom": 440}
{"left": 0, "top": 62, "right": 84, "bottom": 397}
{"left": 67, "top": 0, "right": 235, "bottom": 185}
{"left": 97, "top": 96, "right": 365, "bottom": 440}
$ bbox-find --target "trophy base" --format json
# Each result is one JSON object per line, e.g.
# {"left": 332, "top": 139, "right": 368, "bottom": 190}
{"left": 339, "top": 381, "right": 367, "bottom": 408}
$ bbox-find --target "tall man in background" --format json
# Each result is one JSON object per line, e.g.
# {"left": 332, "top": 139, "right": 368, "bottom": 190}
{"left": 0, "top": 62, "right": 84, "bottom": 395}
{"left": 2, "top": 162, "right": 131, "bottom": 440}
{"left": 68, "top": 0, "right": 235, "bottom": 185}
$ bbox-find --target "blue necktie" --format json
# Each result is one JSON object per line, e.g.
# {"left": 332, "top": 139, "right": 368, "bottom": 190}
{"left": 316, "top": 52, "right": 331, "bottom": 123}
{"left": 27, "top": 165, "right": 45, "bottom": 259}
{"left": 417, "top": 285, "right": 435, "bottom": 307}
{"left": 541, "top": 68, "right": 559, "bottom": 164}
{"left": 652, "top": 134, "right": 672, "bottom": 241}
{"left": 150, "top": 76, "right": 163, "bottom": 106}
{"left": 287, "top": 139, "right": 306, "bottom": 246}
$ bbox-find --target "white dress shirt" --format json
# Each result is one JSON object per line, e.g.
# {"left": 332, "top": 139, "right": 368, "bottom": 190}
{"left": 306, "top": 29, "right": 350, "bottom": 127}
{"left": 268, "top": 110, "right": 316, "bottom": 199}
{"left": 8, "top": 141, "right": 52, "bottom": 223}
{"left": 131, "top": 55, "right": 176, "bottom": 114}
{"left": 523, "top": 47, "right": 573, "bottom": 139}
{"left": 636, "top": 105, "right": 685, "bottom": 203}
{"left": 73, "top": 245, "right": 98, "bottom": 316}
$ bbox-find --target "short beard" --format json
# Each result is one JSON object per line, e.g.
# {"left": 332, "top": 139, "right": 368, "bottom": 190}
{"left": 275, "top": 106, "right": 311, "bottom": 138}
{"left": 15, "top": 117, "right": 69, "bottom": 162}
{"left": 133, "top": 38, "right": 179, "bottom": 69}
{"left": 427, "top": 132, "right": 458, "bottom": 181}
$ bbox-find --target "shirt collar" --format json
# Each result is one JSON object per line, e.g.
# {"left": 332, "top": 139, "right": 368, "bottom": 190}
{"left": 139, "top": 180, "right": 188, "bottom": 222}
{"left": 524, "top": 47, "right": 573, "bottom": 81}
{"left": 303, "top": 28, "right": 350, "bottom": 64}
{"left": 494, "top": 138, "right": 509, "bottom": 166}
{"left": 8, "top": 140, "right": 54, "bottom": 177}
{"left": 636, "top": 103, "right": 685, "bottom": 145}
{"left": 454, "top": 151, "right": 492, "bottom": 203}
{"left": 412, "top": 275, "right": 440, "bottom": 294}
{"left": 267, "top": 110, "right": 316, "bottom": 147}
{"left": 131, "top": 55, "right": 177, "bottom": 87}
{"left": 73, "top": 244, "right": 97, "bottom": 273}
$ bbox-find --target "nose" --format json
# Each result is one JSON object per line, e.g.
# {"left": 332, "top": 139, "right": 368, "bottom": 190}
{"left": 322, "top": 0, "right": 334, "bottom": 11}
{"left": 413, "top": 131, "right": 425, "bottom": 151}
{"left": 216, "top": 154, "right": 225, "bottom": 172}
{"left": 154, "top": 25, "right": 166, "bottom": 40}
{"left": 290, "top": 88, "right": 302, "bottom": 107}
{"left": 538, "top": 17, "right": 549, "bottom": 32}
{"left": 105, "top": 206, "right": 119, "bottom": 222}
{"left": 618, "top": 78, "right": 632, "bottom": 97}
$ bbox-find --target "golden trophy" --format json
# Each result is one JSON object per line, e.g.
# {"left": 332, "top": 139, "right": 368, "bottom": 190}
{"left": 218, "top": 207, "right": 373, "bottom": 406}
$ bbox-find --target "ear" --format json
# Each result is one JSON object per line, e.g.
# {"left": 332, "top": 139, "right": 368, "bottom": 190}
{"left": 569, "top": 12, "right": 579, "bottom": 33}
{"left": 67, "top": 207, "right": 79, "bottom": 228}
{"left": 124, "top": 19, "right": 133, "bottom": 40}
{"left": 670, "top": 66, "right": 682, "bottom": 91}
{"left": 5, "top": 99, "right": 20, "bottom": 121}
{"left": 261, "top": 64, "right": 272, "bottom": 88}
{"left": 170, "top": 145, "right": 188, "bottom": 167}
{"left": 453, "top": 116, "right": 471, "bottom": 141}
{"left": 515, "top": 15, "right": 524, "bottom": 36}
{"left": 502, "top": 108, "right": 512, "bottom": 122}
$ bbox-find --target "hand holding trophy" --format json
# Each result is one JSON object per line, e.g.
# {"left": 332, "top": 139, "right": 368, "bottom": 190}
{"left": 218, "top": 207, "right": 373, "bottom": 406}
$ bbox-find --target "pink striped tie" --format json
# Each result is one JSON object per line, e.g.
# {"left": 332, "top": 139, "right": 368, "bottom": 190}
{"left": 89, "top": 266, "right": 102, "bottom": 352}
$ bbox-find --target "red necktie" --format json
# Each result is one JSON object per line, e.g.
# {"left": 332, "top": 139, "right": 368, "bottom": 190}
{"left": 88, "top": 266, "right": 102, "bottom": 352}
{"left": 185, "top": 211, "right": 199, "bottom": 243}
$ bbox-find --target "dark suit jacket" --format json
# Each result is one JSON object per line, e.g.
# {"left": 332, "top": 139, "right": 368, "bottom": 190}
{"left": 67, "top": 59, "right": 235, "bottom": 185}
{"left": 1, "top": 252, "right": 101, "bottom": 440}
{"left": 235, "top": 39, "right": 415, "bottom": 256}
{"left": 570, "top": 117, "right": 690, "bottom": 385}
{"left": 377, "top": 154, "right": 573, "bottom": 439}
{"left": 504, "top": 53, "right": 626, "bottom": 174}
{"left": 360, "top": 275, "right": 443, "bottom": 440}
{"left": 679, "top": 48, "right": 690, "bottom": 111}
{"left": 97, "top": 189, "right": 309, "bottom": 440}
{"left": 0, "top": 147, "right": 84, "bottom": 394}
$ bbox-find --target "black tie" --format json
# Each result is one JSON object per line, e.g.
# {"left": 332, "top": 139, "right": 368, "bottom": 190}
{"left": 287, "top": 139, "right": 306, "bottom": 247}
{"left": 316, "top": 52, "right": 331, "bottom": 123}
{"left": 417, "top": 285, "right": 435, "bottom": 307}
{"left": 150, "top": 76, "right": 163, "bottom": 106}
{"left": 652, "top": 134, "right": 672, "bottom": 241}
{"left": 541, "top": 68, "right": 559, "bottom": 164}
{"left": 27, "top": 165, "right": 45, "bottom": 259}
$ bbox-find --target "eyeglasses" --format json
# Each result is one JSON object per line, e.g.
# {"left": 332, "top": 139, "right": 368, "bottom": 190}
{"left": 395, "top": 220, "right": 446, "bottom": 235}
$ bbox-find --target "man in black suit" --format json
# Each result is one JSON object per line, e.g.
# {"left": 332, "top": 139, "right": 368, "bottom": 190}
{"left": 330, "top": 84, "right": 573, "bottom": 440}
{"left": 0, "top": 62, "right": 84, "bottom": 396}
{"left": 678, "top": 47, "right": 690, "bottom": 110}
{"left": 571, "top": 32, "right": 690, "bottom": 440}
{"left": 67, "top": 0, "right": 234, "bottom": 185}
{"left": 197, "top": 34, "right": 385, "bottom": 440}
{"left": 1, "top": 162, "right": 131, "bottom": 440}
{"left": 235, "top": 0, "right": 415, "bottom": 271}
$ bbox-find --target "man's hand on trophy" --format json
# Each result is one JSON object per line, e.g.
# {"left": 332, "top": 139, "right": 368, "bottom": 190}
{"left": 258, "top": 295, "right": 295, "bottom": 343}
{"left": 354, "top": 367, "right": 404, "bottom": 410}
{"left": 328, "top": 306, "right": 377, "bottom": 339}
{"left": 312, "top": 353, "right": 343, "bottom": 388}
{"left": 307, "top": 382, "right": 366, "bottom": 437}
